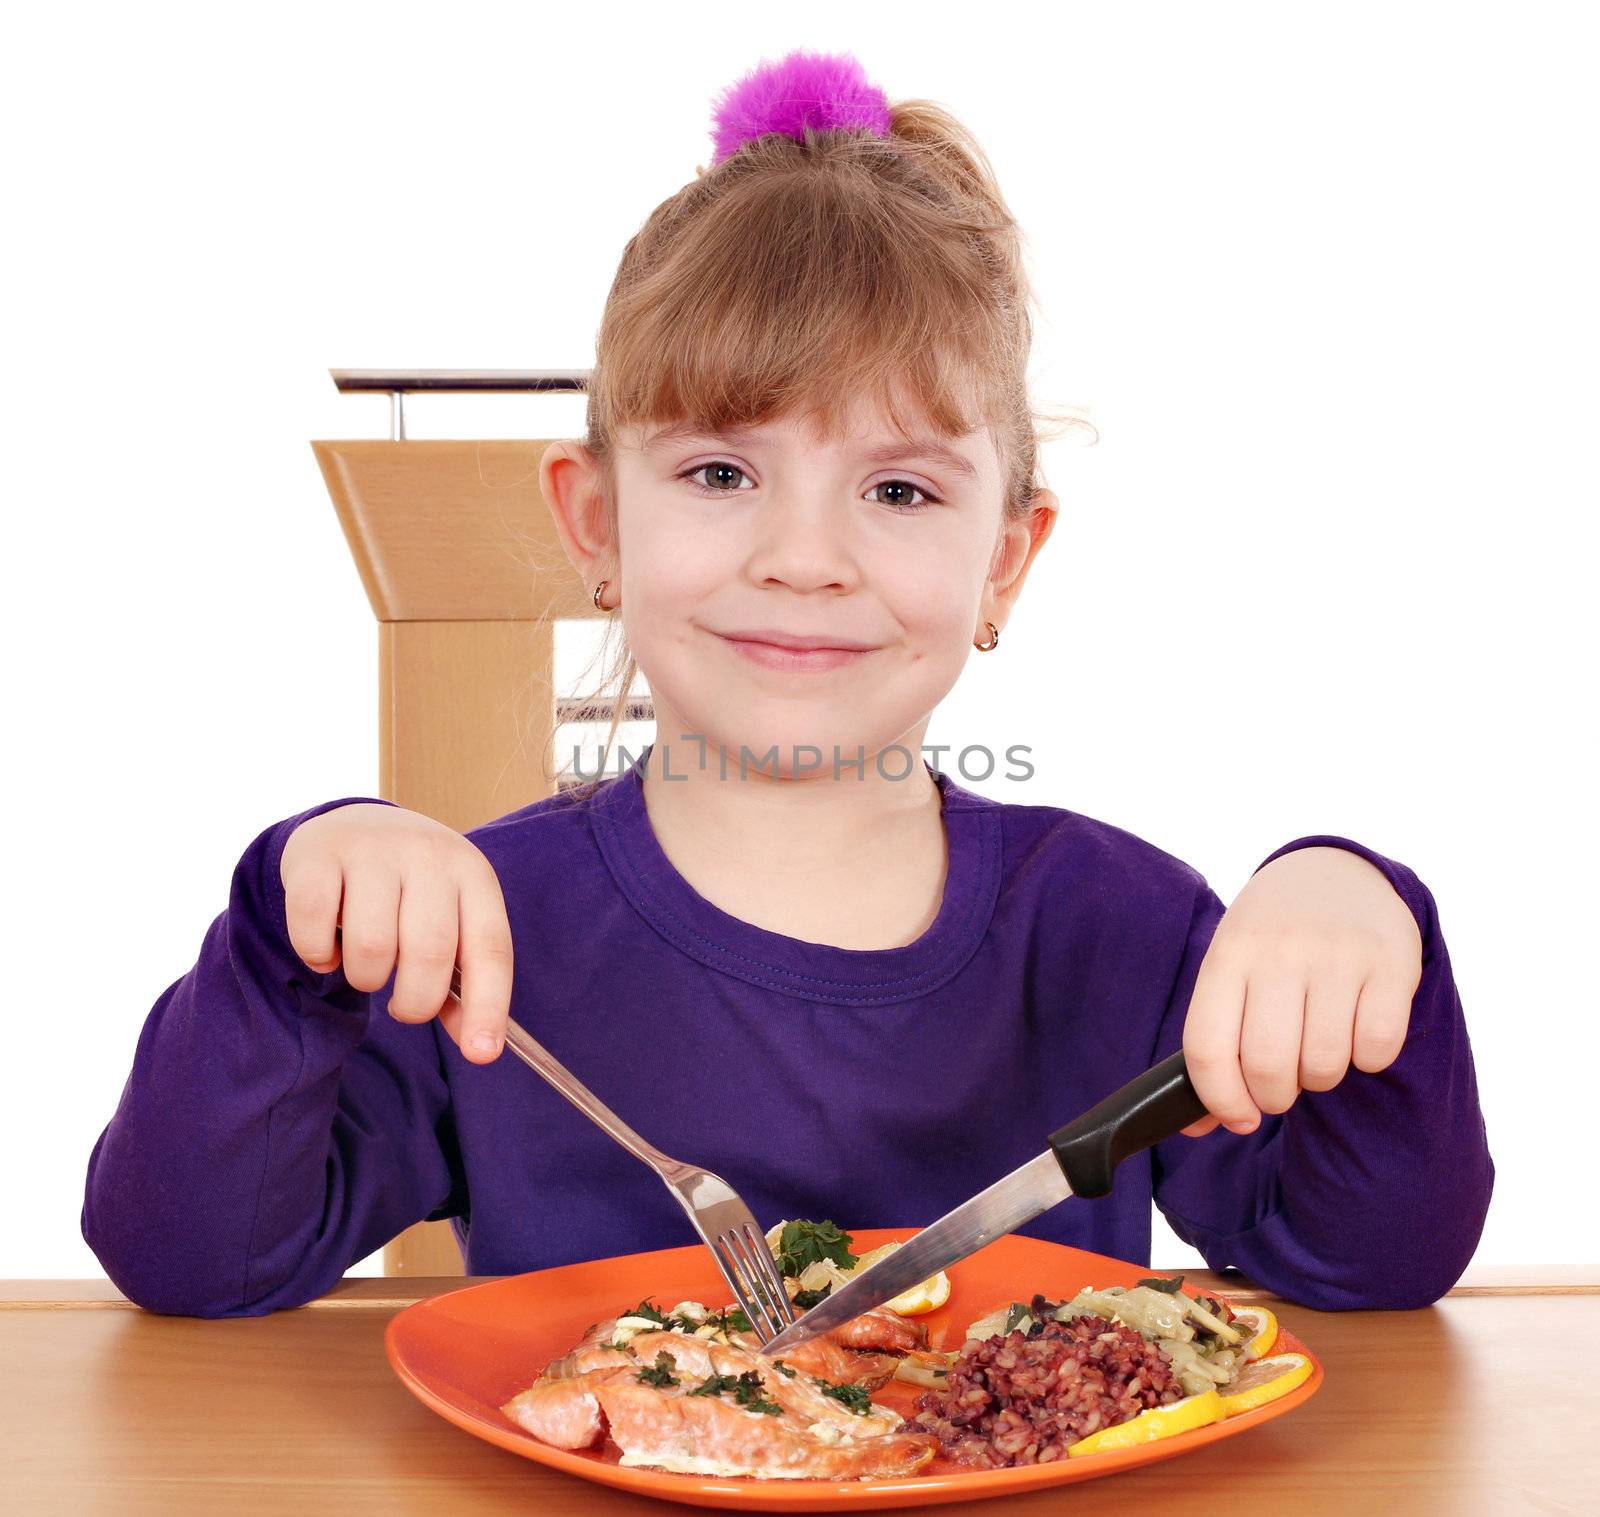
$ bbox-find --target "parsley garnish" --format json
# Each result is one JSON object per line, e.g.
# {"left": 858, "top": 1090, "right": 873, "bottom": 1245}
{"left": 812, "top": 1376, "right": 873, "bottom": 1416}
{"left": 732, "top": 1370, "right": 783, "bottom": 1415}
{"left": 773, "top": 1359, "right": 797, "bottom": 1378}
{"left": 685, "top": 1369, "right": 780, "bottom": 1414}
{"left": 636, "top": 1351, "right": 680, "bottom": 1387}
{"left": 793, "top": 1287, "right": 833, "bottom": 1310}
{"left": 774, "top": 1219, "right": 857, "bottom": 1277}
{"left": 615, "top": 1299, "right": 757, "bottom": 1337}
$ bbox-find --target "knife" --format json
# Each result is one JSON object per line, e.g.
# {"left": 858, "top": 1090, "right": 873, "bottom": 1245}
{"left": 757, "top": 1049, "right": 1208, "bottom": 1354}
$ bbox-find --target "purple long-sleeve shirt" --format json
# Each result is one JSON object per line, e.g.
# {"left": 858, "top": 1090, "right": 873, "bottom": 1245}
{"left": 81, "top": 746, "right": 1493, "bottom": 1318}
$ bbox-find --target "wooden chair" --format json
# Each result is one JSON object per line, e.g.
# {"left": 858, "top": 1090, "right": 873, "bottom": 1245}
{"left": 311, "top": 369, "right": 650, "bottom": 1277}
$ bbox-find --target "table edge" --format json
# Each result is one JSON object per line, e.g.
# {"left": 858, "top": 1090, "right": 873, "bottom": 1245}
{"left": 6, "top": 1264, "right": 1598, "bottom": 1309}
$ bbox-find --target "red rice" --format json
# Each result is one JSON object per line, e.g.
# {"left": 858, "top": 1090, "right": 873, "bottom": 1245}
{"left": 911, "top": 1313, "right": 1183, "bottom": 1468}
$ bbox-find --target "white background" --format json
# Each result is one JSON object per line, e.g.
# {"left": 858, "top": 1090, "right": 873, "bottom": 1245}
{"left": 5, "top": 2, "right": 1595, "bottom": 1281}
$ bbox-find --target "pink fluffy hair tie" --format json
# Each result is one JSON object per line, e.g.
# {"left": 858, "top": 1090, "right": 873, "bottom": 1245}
{"left": 708, "top": 49, "right": 891, "bottom": 167}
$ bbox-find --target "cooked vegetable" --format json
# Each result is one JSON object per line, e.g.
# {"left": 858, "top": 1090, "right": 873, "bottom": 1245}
{"left": 1053, "top": 1281, "right": 1242, "bottom": 1348}
{"left": 1157, "top": 1337, "right": 1235, "bottom": 1395}
{"left": 893, "top": 1351, "right": 957, "bottom": 1388}
{"left": 1183, "top": 1294, "right": 1243, "bottom": 1344}
{"left": 964, "top": 1301, "right": 1028, "bottom": 1343}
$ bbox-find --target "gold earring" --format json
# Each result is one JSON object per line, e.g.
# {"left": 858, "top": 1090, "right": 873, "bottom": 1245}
{"left": 592, "top": 579, "right": 616, "bottom": 612}
{"left": 974, "top": 621, "right": 1000, "bottom": 652}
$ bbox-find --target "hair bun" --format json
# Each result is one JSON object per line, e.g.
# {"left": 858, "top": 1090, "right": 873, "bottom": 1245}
{"left": 709, "top": 49, "right": 891, "bottom": 167}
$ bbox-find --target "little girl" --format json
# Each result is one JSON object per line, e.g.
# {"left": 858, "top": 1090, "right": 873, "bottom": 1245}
{"left": 81, "top": 51, "right": 1492, "bottom": 1319}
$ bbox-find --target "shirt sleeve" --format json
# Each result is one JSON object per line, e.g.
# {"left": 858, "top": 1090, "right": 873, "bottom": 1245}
{"left": 1148, "top": 835, "right": 1495, "bottom": 1310}
{"left": 80, "top": 797, "right": 469, "bottom": 1318}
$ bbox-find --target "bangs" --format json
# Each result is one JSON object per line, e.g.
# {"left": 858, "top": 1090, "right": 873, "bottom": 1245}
{"left": 590, "top": 167, "right": 1018, "bottom": 452}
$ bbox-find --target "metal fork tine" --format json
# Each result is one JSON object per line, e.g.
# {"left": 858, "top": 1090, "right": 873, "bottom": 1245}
{"left": 740, "top": 1222, "right": 796, "bottom": 1330}
{"left": 748, "top": 1235, "right": 800, "bottom": 1337}
{"left": 712, "top": 1238, "right": 772, "bottom": 1344}
{"left": 723, "top": 1231, "right": 782, "bottom": 1342}
{"left": 758, "top": 1226, "right": 798, "bottom": 1329}
{"left": 729, "top": 1227, "right": 779, "bottom": 1336}
{"left": 470, "top": 1000, "right": 797, "bottom": 1341}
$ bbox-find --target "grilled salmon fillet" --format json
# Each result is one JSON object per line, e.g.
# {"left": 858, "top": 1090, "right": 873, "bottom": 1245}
{"left": 562, "top": 1312, "right": 903, "bottom": 1388}
{"left": 500, "top": 1306, "right": 938, "bottom": 1477}
{"left": 502, "top": 1365, "right": 626, "bottom": 1449}
{"left": 596, "top": 1379, "right": 939, "bottom": 1479}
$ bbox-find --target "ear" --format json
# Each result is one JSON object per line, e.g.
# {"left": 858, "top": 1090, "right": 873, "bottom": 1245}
{"left": 539, "top": 439, "right": 617, "bottom": 587}
{"left": 981, "top": 488, "right": 1060, "bottom": 628}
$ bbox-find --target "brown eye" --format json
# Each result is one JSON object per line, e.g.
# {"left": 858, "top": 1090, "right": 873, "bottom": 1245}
{"left": 869, "top": 479, "right": 937, "bottom": 511}
{"left": 680, "top": 462, "right": 752, "bottom": 493}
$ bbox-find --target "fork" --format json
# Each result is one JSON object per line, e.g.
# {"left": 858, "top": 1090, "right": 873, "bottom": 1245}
{"left": 445, "top": 967, "right": 797, "bottom": 1343}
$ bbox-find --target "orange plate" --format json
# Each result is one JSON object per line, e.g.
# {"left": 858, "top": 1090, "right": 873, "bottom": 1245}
{"left": 385, "top": 1228, "right": 1323, "bottom": 1511}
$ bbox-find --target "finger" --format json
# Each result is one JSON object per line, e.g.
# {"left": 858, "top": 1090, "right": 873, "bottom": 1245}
{"left": 336, "top": 861, "right": 401, "bottom": 994}
{"left": 1182, "top": 943, "right": 1260, "bottom": 1134}
{"left": 1351, "top": 971, "right": 1414, "bottom": 1073}
{"left": 1298, "top": 966, "right": 1359, "bottom": 1092}
{"left": 388, "top": 866, "right": 462, "bottom": 1026}
{"left": 1180, "top": 1113, "right": 1222, "bottom": 1139}
{"left": 447, "top": 863, "right": 515, "bottom": 1063}
{"left": 1239, "top": 971, "right": 1306, "bottom": 1116}
{"left": 283, "top": 854, "right": 345, "bottom": 973}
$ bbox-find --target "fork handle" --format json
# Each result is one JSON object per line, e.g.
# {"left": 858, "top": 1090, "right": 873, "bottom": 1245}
{"left": 448, "top": 969, "right": 683, "bottom": 1180}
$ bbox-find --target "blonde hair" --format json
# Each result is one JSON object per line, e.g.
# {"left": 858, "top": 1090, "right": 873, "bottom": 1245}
{"left": 543, "top": 97, "right": 1094, "bottom": 799}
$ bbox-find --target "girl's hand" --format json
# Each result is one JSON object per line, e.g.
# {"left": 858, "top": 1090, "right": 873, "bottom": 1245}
{"left": 1180, "top": 846, "right": 1423, "bottom": 1137}
{"left": 279, "top": 803, "right": 514, "bottom": 1064}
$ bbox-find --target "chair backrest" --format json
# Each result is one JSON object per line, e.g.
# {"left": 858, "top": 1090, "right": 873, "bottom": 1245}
{"left": 312, "top": 415, "right": 635, "bottom": 1277}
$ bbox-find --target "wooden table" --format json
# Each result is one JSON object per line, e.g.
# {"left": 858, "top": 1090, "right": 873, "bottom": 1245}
{"left": 5, "top": 1268, "right": 1597, "bottom": 1514}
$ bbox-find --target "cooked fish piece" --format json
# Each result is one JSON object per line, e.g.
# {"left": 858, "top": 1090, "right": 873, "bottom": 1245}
{"left": 757, "top": 1331, "right": 901, "bottom": 1388}
{"left": 498, "top": 1298, "right": 933, "bottom": 1474}
{"left": 595, "top": 1379, "right": 940, "bottom": 1480}
{"left": 620, "top": 1331, "right": 904, "bottom": 1436}
{"left": 571, "top": 1308, "right": 906, "bottom": 1388}
{"left": 829, "top": 1307, "right": 929, "bottom": 1354}
{"left": 502, "top": 1365, "right": 630, "bottom": 1450}
{"left": 539, "top": 1341, "right": 634, "bottom": 1380}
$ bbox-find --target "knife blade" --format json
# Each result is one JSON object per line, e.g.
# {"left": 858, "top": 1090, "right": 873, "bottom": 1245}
{"left": 757, "top": 1049, "right": 1207, "bottom": 1354}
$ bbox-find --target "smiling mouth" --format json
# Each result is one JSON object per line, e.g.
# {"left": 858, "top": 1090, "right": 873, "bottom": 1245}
{"left": 713, "top": 631, "right": 879, "bottom": 672}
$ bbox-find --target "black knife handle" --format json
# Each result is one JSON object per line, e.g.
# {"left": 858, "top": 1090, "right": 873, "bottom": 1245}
{"left": 1047, "top": 1050, "right": 1209, "bottom": 1200}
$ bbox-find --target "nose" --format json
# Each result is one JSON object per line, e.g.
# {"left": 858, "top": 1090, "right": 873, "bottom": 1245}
{"left": 744, "top": 487, "right": 860, "bottom": 594}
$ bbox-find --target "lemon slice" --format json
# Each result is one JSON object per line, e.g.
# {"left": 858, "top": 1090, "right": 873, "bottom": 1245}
{"left": 850, "top": 1242, "right": 902, "bottom": 1272}
{"left": 847, "top": 1241, "right": 951, "bottom": 1316}
{"left": 1228, "top": 1304, "right": 1280, "bottom": 1359}
{"left": 882, "top": 1271, "right": 951, "bottom": 1315}
{"left": 1066, "top": 1388, "right": 1223, "bottom": 1457}
{"left": 1218, "top": 1352, "right": 1312, "bottom": 1417}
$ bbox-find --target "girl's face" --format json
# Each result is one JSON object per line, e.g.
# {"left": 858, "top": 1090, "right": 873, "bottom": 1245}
{"left": 548, "top": 397, "right": 1055, "bottom": 779}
